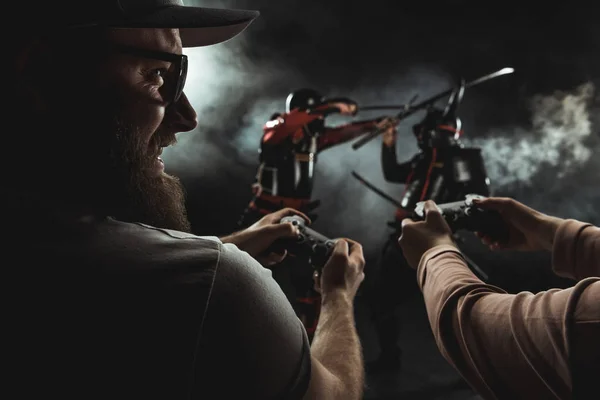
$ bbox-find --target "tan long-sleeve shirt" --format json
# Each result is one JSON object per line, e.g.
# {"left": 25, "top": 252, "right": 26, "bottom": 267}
{"left": 417, "top": 220, "right": 600, "bottom": 400}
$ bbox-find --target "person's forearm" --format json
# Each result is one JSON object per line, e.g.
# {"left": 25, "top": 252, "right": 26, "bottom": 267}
{"left": 219, "top": 230, "right": 245, "bottom": 245}
{"left": 381, "top": 144, "right": 411, "bottom": 183}
{"left": 552, "top": 219, "right": 600, "bottom": 280}
{"left": 219, "top": 233, "right": 236, "bottom": 243}
{"left": 533, "top": 213, "right": 564, "bottom": 251}
{"left": 317, "top": 123, "right": 373, "bottom": 152}
{"left": 416, "top": 245, "right": 597, "bottom": 399}
{"left": 310, "top": 291, "right": 363, "bottom": 400}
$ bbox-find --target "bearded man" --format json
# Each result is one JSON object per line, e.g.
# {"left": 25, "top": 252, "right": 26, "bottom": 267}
{"left": 5, "top": 1, "right": 366, "bottom": 399}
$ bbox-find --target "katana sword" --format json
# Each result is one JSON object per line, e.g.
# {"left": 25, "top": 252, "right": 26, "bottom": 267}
{"left": 351, "top": 170, "right": 402, "bottom": 208}
{"left": 352, "top": 67, "right": 515, "bottom": 150}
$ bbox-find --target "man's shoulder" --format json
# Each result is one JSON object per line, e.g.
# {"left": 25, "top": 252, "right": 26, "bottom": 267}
{"left": 104, "top": 218, "right": 221, "bottom": 251}
{"left": 75, "top": 218, "right": 230, "bottom": 274}
{"left": 121, "top": 219, "right": 220, "bottom": 242}
{"left": 100, "top": 218, "right": 262, "bottom": 275}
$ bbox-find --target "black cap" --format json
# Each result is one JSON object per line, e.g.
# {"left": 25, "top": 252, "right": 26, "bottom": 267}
{"left": 21, "top": 0, "right": 260, "bottom": 48}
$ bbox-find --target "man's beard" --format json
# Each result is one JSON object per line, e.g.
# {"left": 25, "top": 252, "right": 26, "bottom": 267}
{"left": 10, "top": 60, "right": 191, "bottom": 233}
{"left": 105, "top": 120, "right": 192, "bottom": 233}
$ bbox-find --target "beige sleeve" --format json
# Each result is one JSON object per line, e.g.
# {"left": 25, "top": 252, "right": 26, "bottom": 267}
{"left": 552, "top": 219, "right": 600, "bottom": 280}
{"left": 416, "top": 244, "right": 600, "bottom": 400}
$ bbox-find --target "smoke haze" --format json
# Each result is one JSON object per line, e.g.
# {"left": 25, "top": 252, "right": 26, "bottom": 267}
{"left": 162, "top": 0, "right": 600, "bottom": 251}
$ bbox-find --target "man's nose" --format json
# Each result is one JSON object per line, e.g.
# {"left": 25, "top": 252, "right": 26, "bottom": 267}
{"left": 164, "top": 92, "right": 198, "bottom": 133}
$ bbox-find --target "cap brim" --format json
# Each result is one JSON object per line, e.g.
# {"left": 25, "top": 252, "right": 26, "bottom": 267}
{"left": 109, "top": 6, "right": 260, "bottom": 47}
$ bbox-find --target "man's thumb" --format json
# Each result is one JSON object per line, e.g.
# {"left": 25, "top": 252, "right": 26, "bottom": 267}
{"left": 263, "top": 222, "right": 298, "bottom": 240}
{"left": 401, "top": 218, "right": 415, "bottom": 228}
{"left": 472, "top": 197, "right": 506, "bottom": 211}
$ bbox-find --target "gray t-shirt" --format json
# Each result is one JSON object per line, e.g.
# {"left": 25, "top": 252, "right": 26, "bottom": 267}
{"left": 7, "top": 215, "right": 311, "bottom": 399}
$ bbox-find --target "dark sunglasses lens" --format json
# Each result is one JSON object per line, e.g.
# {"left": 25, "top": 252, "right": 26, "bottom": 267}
{"left": 173, "top": 57, "right": 188, "bottom": 103}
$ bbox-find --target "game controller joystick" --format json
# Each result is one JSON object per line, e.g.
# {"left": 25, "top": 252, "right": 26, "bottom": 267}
{"left": 266, "top": 216, "right": 336, "bottom": 272}
{"left": 413, "top": 194, "right": 510, "bottom": 244}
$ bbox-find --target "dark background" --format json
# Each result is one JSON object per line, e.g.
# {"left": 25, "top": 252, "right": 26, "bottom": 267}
{"left": 164, "top": 1, "right": 599, "bottom": 398}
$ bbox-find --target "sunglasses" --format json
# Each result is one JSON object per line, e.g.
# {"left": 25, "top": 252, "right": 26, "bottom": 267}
{"left": 109, "top": 44, "right": 188, "bottom": 105}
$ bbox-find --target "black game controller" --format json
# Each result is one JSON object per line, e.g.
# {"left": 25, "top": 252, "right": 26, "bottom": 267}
{"left": 412, "top": 194, "right": 510, "bottom": 244}
{"left": 267, "top": 216, "right": 336, "bottom": 273}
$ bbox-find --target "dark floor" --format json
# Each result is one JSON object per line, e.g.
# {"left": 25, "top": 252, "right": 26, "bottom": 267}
{"left": 354, "top": 293, "right": 482, "bottom": 400}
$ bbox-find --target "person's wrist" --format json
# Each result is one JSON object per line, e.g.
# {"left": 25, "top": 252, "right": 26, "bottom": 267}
{"left": 432, "top": 236, "right": 457, "bottom": 250}
{"left": 320, "top": 289, "right": 353, "bottom": 308}
{"left": 220, "top": 229, "right": 246, "bottom": 246}
{"left": 535, "top": 214, "right": 564, "bottom": 251}
{"left": 219, "top": 234, "right": 237, "bottom": 245}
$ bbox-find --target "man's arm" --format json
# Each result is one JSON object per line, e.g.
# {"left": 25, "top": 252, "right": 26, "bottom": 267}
{"left": 302, "top": 240, "right": 365, "bottom": 400}
{"left": 416, "top": 243, "right": 600, "bottom": 399}
{"left": 195, "top": 242, "right": 364, "bottom": 400}
{"left": 381, "top": 144, "right": 413, "bottom": 183}
{"left": 552, "top": 220, "right": 600, "bottom": 280}
{"left": 262, "top": 110, "right": 321, "bottom": 146}
{"left": 194, "top": 244, "right": 312, "bottom": 399}
{"left": 303, "top": 292, "right": 363, "bottom": 400}
{"left": 317, "top": 121, "right": 377, "bottom": 152}
{"left": 219, "top": 231, "right": 242, "bottom": 244}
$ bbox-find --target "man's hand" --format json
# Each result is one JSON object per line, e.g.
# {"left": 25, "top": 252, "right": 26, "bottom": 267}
{"left": 472, "top": 197, "right": 565, "bottom": 252}
{"left": 251, "top": 182, "right": 263, "bottom": 197}
{"left": 329, "top": 101, "right": 358, "bottom": 116}
{"left": 376, "top": 116, "right": 399, "bottom": 147}
{"left": 313, "top": 239, "right": 365, "bottom": 302}
{"left": 398, "top": 200, "right": 456, "bottom": 269}
{"left": 221, "top": 208, "right": 310, "bottom": 266}
{"left": 382, "top": 128, "right": 397, "bottom": 147}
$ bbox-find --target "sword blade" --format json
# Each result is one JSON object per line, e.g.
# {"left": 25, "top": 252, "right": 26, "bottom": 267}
{"left": 351, "top": 171, "right": 403, "bottom": 208}
{"left": 466, "top": 67, "right": 515, "bottom": 88}
{"left": 359, "top": 105, "right": 408, "bottom": 111}
{"left": 352, "top": 67, "right": 515, "bottom": 150}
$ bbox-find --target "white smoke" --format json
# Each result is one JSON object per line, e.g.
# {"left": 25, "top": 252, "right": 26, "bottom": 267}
{"left": 466, "top": 82, "right": 595, "bottom": 188}
{"left": 318, "top": 81, "right": 599, "bottom": 247}
{"left": 161, "top": 34, "right": 264, "bottom": 174}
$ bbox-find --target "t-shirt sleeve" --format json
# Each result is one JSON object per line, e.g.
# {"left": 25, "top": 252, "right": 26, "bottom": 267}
{"left": 192, "top": 243, "right": 311, "bottom": 399}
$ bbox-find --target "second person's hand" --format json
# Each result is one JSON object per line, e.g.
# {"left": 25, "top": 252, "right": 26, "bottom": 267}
{"left": 472, "top": 197, "right": 565, "bottom": 252}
